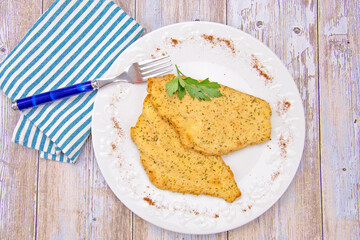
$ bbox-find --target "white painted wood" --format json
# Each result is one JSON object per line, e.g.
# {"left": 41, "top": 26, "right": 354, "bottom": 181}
{"left": 0, "top": 1, "right": 41, "bottom": 239}
{"left": 319, "top": 0, "right": 360, "bottom": 239}
{"left": 36, "top": 139, "right": 133, "bottom": 240}
{"left": 136, "top": 0, "right": 226, "bottom": 34}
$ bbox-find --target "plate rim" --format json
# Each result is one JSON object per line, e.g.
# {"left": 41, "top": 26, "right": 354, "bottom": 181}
{"left": 91, "top": 21, "right": 306, "bottom": 234}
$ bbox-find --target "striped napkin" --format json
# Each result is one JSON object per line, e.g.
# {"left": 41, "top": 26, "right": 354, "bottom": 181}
{"left": 0, "top": 0, "right": 143, "bottom": 163}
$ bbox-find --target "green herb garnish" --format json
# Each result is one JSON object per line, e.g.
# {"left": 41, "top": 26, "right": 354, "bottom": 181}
{"left": 165, "top": 65, "right": 223, "bottom": 101}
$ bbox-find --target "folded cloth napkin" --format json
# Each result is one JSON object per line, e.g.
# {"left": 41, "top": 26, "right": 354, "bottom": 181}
{"left": 0, "top": 0, "right": 143, "bottom": 163}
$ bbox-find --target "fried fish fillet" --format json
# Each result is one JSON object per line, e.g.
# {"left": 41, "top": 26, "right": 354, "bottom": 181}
{"left": 131, "top": 95, "right": 241, "bottom": 203}
{"left": 147, "top": 74, "right": 272, "bottom": 156}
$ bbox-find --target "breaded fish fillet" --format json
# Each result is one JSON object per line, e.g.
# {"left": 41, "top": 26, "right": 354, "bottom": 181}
{"left": 131, "top": 95, "right": 241, "bottom": 203}
{"left": 147, "top": 74, "right": 272, "bottom": 156}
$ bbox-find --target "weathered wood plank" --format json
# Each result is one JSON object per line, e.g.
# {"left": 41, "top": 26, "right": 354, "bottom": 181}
{"left": 35, "top": 1, "right": 134, "bottom": 239}
{"left": 0, "top": 1, "right": 42, "bottom": 239}
{"left": 133, "top": 0, "right": 228, "bottom": 239}
{"left": 319, "top": 0, "right": 360, "bottom": 239}
{"left": 114, "top": 0, "right": 136, "bottom": 19}
{"left": 36, "top": 139, "right": 132, "bottom": 240}
{"left": 227, "top": 0, "right": 322, "bottom": 239}
{"left": 136, "top": 0, "right": 226, "bottom": 34}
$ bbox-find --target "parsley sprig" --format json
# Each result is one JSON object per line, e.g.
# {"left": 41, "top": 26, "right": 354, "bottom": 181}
{"left": 165, "top": 65, "right": 223, "bottom": 101}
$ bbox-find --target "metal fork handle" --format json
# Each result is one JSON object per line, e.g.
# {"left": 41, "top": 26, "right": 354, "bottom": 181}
{"left": 11, "top": 81, "right": 96, "bottom": 110}
{"left": 92, "top": 72, "right": 129, "bottom": 89}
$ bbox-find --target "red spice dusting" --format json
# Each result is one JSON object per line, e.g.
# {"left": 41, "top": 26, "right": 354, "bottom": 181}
{"left": 267, "top": 144, "right": 272, "bottom": 149}
{"left": 222, "top": 39, "right": 234, "bottom": 52}
{"left": 170, "top": 38, "right": 180, "bottom": 46}
{"left": 277, "top": 99, "right": 291, "bottom": 116}
{"left": 112, "top": 118, "right": 120, "bottom": 129}
{"left": 111, "top": 143, "right": 116, "bottom": 150}
{"left": 271, "top": 171, "right": 280, "bottom": 181}
{"left": 151, "top": 50, "right": 167, "bottom": 58}
{"left": 202, "top": 34, "right": 214, "bottom": 42}
{"left": 251, "top": 55, "right": 273, "bottom": 85}
{"left": 241, "top": 205, "right": 252, "bottom": 213}
{"left": 110, "top": 95, "right": 121, "bottom": 106}
{"left": 111, "top": 153, "right": 123, "bottom": 167}
{"left": 143, "top": 197, "right": 155, "bottom": 206}
{"left": 143, "top": 195, "right": 218, "bottom": 218}
{"left": 201, "top": 34, "right": 236, "bottom": 54}
{"left": 111, "top": 117, "right": 124, "bottom": 138}
{"left": 279, "top": 135, "right": 290, "bottom": 158}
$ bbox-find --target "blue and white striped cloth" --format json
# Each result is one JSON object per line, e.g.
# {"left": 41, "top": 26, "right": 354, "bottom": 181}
{"left": 0, "top": 0, "right": 143, "bottom": 163}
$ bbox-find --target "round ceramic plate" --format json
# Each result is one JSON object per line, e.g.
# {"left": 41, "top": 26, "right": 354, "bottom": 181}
{"left": 91, "top": 22, "right": 305, "bottom": 234}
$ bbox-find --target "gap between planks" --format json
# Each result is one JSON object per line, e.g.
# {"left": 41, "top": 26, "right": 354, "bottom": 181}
{"left": 315, "top": 0, "right": 324, "bottom": 239}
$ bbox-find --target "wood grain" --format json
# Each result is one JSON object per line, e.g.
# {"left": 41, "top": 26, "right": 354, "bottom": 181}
{"left": 319, "top": 0, "right": 360, "bottom": 239}
{"left": 34, "top": 1, "right": 134, "bottom": 240}
{"left": 114, "top": 0, "right": 136, "bottom": 19}
{"left": 133, "top": 1, "right": 228, "bottom": 239}
{"left": 0, "top": 1, "right": 41, "bottom": 240}
{"left": 136, "top": 0, "right": 226, "bottom": 34}
{"left": 227, "top": 0, "right": 322, "bottom": 239}
{"left": 36, "top": 139, "right": 132, "bottom": 240}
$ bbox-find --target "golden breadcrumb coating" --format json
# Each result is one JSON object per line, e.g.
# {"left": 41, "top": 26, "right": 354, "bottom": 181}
{"left": 131, "top": 96, "right": 241, "bottom": 202}
{"left": 147, "top": 74, "right": 272, "bottom": 156}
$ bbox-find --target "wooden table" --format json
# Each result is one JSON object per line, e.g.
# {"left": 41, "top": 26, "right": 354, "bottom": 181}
{"left": 1, "top": 0, "right": 359, "bottom": 239}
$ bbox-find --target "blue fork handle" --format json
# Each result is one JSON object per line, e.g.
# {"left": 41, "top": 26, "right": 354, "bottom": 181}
{"left": 12, "top": 81, "right": 95, "bottom": 110}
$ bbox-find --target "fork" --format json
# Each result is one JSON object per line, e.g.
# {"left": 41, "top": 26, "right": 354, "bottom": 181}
{"left": 11, "top": 56, "right": 172, "bottom": 111}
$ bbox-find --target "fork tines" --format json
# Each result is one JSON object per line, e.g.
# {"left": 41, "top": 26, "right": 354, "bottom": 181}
{"left": 138, "top": 55, "right": 173, "bottom": 79}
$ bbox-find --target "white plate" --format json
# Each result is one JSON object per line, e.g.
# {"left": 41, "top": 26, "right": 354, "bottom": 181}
{"left": 91, "top": 22, "right": 305, "bottom": 234}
